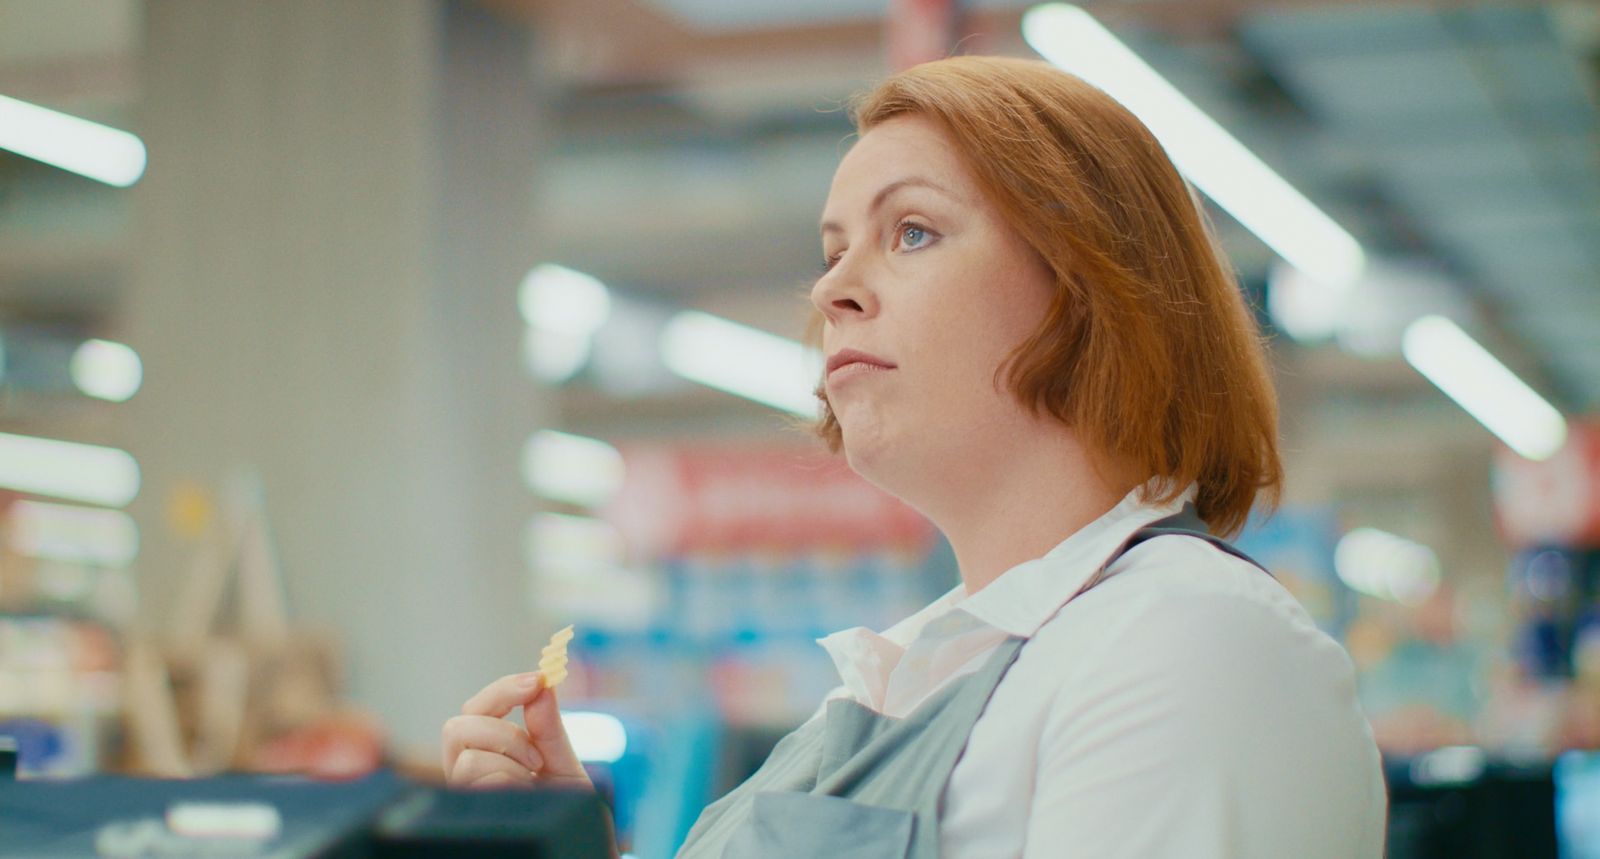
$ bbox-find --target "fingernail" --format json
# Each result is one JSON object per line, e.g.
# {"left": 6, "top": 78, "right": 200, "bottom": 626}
{"left": 517, "top": 672, "right": 541, "bottom": 689}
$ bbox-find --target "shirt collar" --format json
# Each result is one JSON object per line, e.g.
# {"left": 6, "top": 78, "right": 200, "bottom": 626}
{"left": 815, "top": 574, "right": 983, "bottom": 707}
{"left": 940, "top": 482, "right": 1196, "bottom": 639}
{"left": 816, "top": 483, "right": 1197, "bottom": 703}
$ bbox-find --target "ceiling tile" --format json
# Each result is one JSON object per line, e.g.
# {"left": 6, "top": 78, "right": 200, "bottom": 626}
{"left": 1368, "top": 133, "right": 1539, "bottom": 184}
{"left": 1454, "top": 6, "right": 1561, "bottom": 46}
{"left": 1242, "top": 6, "right": 1452, "bottom": 57}
{"left": 1486, "top": 40, "right": 1595, "bottom": 105}
{"left": 1273, "top": 47, "right": 1500, "bottom": 123}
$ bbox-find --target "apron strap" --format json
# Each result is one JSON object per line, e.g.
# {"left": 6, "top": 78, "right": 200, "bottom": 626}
{"left": 1069, "top": 503, "right": 1271, "bottom": 602}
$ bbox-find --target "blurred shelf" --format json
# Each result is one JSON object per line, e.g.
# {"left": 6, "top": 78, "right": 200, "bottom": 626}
{"left": 0, "top": 669, "right": 120, "bottom": 717}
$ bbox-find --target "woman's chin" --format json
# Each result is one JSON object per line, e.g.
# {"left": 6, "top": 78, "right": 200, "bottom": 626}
{"left": 839, "top": 427, "right": 902, "bottom": 494}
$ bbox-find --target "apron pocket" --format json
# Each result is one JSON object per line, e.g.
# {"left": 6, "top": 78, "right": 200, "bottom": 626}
{"left": 722, "top": 791, "right": 914, "bottom": 859}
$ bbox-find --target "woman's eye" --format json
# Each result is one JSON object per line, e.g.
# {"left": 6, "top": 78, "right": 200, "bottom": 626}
{"left": 897, "top": 222, "right": 933, "bottom": 251}
{"left": 821, "top": 253, "right": 842, "bottom": 272}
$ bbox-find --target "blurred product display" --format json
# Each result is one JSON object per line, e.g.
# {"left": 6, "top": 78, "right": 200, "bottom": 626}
{"left": 1384, "top": 751, "right": 1558, "bottom": 859}
{"left": 0, "top": 614, "right": 119, "bottom": 778}
{"left": 0, "top": 475, "right": 385, "bottom": 783}
{"left": 116, "top": 477, "right": 386, "bottom": 780}
{"left": 0, "top": 485, "right": 131, "bottom": 780}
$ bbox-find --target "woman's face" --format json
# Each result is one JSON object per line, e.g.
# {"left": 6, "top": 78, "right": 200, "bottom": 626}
{"left": 813, "top": 113, "right": 1058, "bottom": 496}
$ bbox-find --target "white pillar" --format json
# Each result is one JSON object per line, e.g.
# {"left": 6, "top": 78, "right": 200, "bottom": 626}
{"left": 126, "top": 0, "right": 548, "bottom": 756}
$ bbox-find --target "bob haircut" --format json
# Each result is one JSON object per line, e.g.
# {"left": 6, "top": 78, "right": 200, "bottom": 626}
{"left": 811, "top": 55, "right": 1283, "bottom": 537}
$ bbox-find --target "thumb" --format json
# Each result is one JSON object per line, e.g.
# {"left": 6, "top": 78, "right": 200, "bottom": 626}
{"left": 522, "top": 680, "right": 590, "bottom": 784}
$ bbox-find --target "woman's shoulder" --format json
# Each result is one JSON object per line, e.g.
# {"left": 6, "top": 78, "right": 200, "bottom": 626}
{"left": 994, "top": 537, "right": 1386, "bottom": 859}
{"left": 1077, "top": 531, "right": 1322, "bottom": 633}
{"left": 1028, "top": 532, "right": 1354, "bottom": 699}
{"left": 1105, "top": 531, "right": 1300, "bottom": 604}
{"left": 1008, "top": 532, "right": 1379, "bottom": 787}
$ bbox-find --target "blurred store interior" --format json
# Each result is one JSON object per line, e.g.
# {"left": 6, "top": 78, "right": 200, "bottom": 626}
{"left": 1, "top": 0, "right": 1599, "bottom": 855}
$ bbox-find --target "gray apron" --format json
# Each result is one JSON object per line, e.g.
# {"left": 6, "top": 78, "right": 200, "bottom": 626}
{"left": 676, "top": 505, "right": 1267, "bottom": 859}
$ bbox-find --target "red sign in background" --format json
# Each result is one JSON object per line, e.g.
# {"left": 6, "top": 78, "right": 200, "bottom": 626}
{"left": 602, "top": 445, "right": 936, "bottom": 558}
{"left": 1493, "top": 419, "right": 1600, "bottom": 548}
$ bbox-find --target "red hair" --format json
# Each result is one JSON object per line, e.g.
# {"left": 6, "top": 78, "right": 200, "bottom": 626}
{"left": 811, "top": 56, "right": 1282, "bottom": 537}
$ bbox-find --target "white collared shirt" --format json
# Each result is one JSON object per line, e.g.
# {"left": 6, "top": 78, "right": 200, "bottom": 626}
{"left": 815, "top": 486, "right": 1387, "bottom": 858}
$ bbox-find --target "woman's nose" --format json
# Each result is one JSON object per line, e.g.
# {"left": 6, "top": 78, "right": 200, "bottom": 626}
{"left": 810, "top": 259, "right": 878, "bottom": 323}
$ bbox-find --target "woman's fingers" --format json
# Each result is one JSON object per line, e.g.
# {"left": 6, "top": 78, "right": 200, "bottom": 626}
{"left": 469, "top": 769, "right": 531, "bottom": 789}
{"left": 451, "top": 749, "right": 536, "bottom": 788}
{"left": 442, "top": 673, "right": 545, "bottom": 786}
{"left": 441, "top": 714, "right": 543, "bottom": 778}
{"left": 444, "top": 671, "right": 591, "bottom": 789}
{"left": 461, "top": 672, "right": 543, "bottom": 720}
{"left": 521, "top": 683, "right": 590, "bottom": 785}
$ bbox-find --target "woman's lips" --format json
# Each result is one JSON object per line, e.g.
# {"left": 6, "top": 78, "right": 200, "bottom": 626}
{"left": 828, "top": 361, "right": 895, "bottom": 383}
{"left": 826, "top": 349, "right": 897, "bottom": 385}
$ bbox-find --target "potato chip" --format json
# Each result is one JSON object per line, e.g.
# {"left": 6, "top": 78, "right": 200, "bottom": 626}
{"left": 539, "top": 624, "right": 574, "bottom": 688}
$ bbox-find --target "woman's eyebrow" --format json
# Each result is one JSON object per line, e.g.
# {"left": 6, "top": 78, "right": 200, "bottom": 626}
{"left": 820, "top": 176, "right": 961, "bottom": 236}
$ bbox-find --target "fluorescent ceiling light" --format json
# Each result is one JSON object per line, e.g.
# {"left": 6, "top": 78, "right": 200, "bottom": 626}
{"left": 6, "top": 499, "right": 139, "bottom": 567}
{"left": 0, "top": 432, "right": 140, "bottom": 507}
{"left": 1402, "top": 316, "right": 1567, "bottom": 461}
{"left": 660, "top": 311, "right": 821, "bottom": 416}
{"left": 1022, "top": 4, "right": 1365, "bottom": 289}
{"left": 519, "top": 264, "right": 612, "bottom": 332}
{"left": 522, "top": 328, "right": 594, "bottom": 385}
{"left": 1334, "top": 527, "right": 1440, "bottom": 605}
{"left": 561, "top": 710, "right": 628, "bottom": 763}
{"left": 519, "top": 264, "right": 612, "bottom": 383}
{"left": 1266, "top": 261, "right": 1342, "bottom": 343}
{"left": 523, "top": 431, "right": 625, "bottom": 508}
{"left": 0, "top": 93, "right": 147, "bottom": 187}
{"left": 70, "top": 339, "right": 143, "bottom": 402}
{"left": 527, "top": 512, "right": 626, "bottom": 571}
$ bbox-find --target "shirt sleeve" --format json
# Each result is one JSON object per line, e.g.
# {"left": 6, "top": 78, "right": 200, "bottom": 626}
{"left": 1022, "top": 566, "right": 1385, "bottom": 858}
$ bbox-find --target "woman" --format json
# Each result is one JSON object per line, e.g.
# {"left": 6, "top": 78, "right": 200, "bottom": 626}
{"left": 442, "top": 56, "right": 1387, "bottom": 857}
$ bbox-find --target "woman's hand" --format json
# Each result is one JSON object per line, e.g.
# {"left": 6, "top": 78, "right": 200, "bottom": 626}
{"left": 442, "top": 672, "right": 592, "bottom": 790}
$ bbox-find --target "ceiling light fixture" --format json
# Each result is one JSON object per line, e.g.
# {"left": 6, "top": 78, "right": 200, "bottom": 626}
{"left": 0, "top": 93, "right": 147, "bottom": 187}
{"left": 523, "top": 431, "right": 626, "bottom": 508}
{"left": 70, "top": 339, "right": 144, "bottom": 402}
{"left": 659, "top": 311, "right": 821, "bottom": 416}
{"left": 519, "top": 264, "right": 614, "bottom": 384}
{"left": 1021, "top": 4, "right": 1365, "bottom": 290}
{"left": 0, "top": 432, "right": 141, "bottom": 507}
{"left": 1402, "top": 316, "right": 1568, "bottom": 461}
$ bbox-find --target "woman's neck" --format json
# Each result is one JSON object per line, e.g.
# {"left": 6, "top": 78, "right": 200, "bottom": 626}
{"left": 921, "top": 433, "right": 1136, "bottom": 595}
